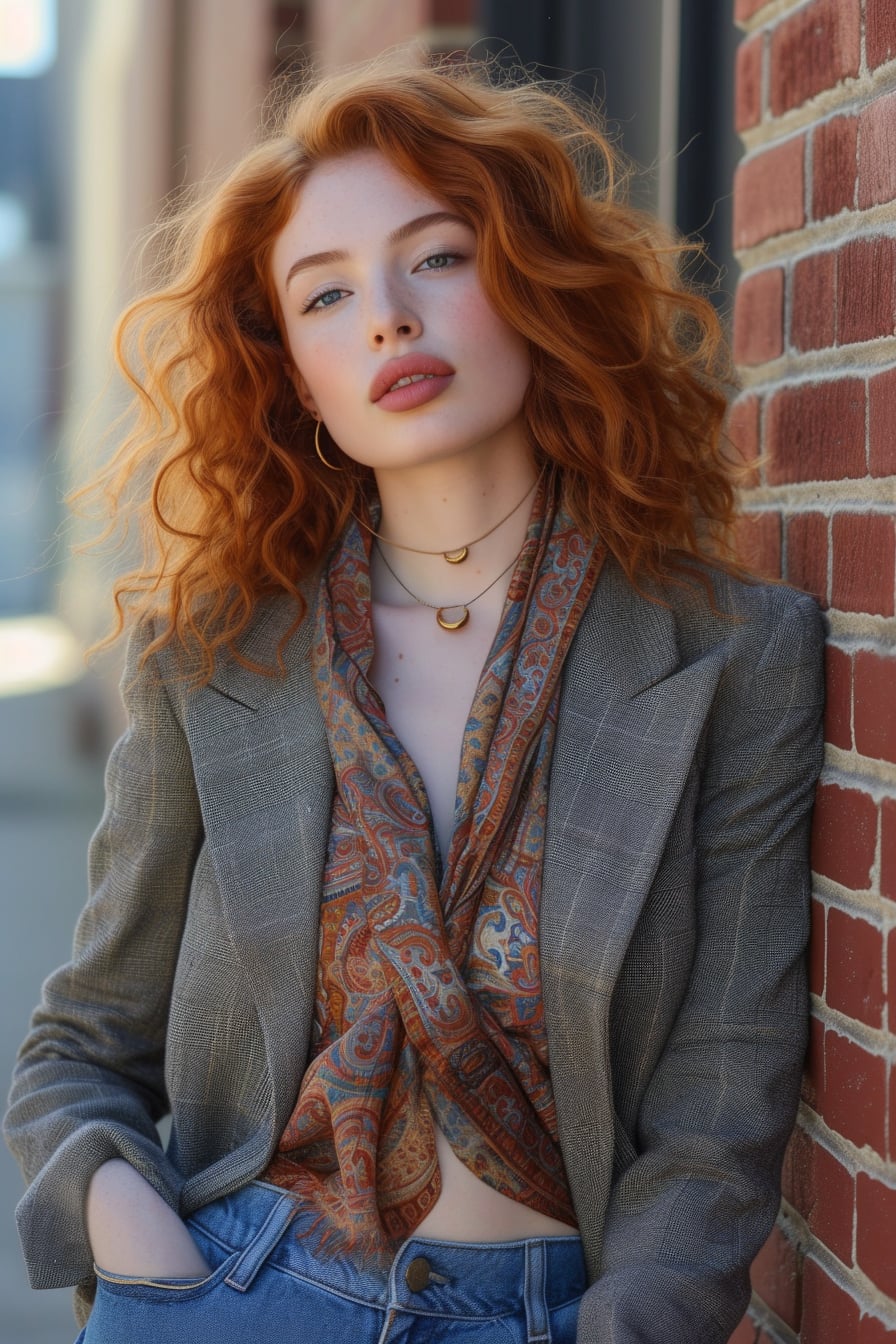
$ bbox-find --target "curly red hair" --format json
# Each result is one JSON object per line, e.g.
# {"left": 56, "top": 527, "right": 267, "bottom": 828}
{"left": 85, "top": 55, "right": 739, "bottom": 682}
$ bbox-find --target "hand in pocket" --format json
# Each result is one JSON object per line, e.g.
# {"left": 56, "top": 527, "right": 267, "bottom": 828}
{"left": 87, "top": 1159, "right": 212, "bottom": 1279}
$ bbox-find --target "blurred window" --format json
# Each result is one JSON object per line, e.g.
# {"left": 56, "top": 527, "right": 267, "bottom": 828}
{"left": 0, "top": 0, "right": 61, "bottom": 617}
{"left": 0, "top": 0, "right": 57, "bottom": 77}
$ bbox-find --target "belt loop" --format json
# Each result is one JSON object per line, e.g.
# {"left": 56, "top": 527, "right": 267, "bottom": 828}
{"left": 224, "top": 1192, "right": 298, "bottom": 1292}
{"left": 524, "top": 1240, "right": 551, "bottom": 1344}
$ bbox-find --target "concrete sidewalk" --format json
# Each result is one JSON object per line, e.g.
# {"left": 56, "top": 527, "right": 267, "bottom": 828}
{"left": 0, "top": 680, "right": 106, "bottom": 1344}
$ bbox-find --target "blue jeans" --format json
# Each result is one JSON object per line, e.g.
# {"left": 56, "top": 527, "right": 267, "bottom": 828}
{"left": 78, "top": 1179, "right": 586, "bottom": 1343}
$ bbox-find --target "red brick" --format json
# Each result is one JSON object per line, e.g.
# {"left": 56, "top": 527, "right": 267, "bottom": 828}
{"left": 867, "top": 0, "right": 896, "bottom": 70}
{"left": 826, "top": 908, "right": 885, "bottom": 1029}
{"left": 734, "top": 138, "right": 805, "bottom": 249}
{"left": 788, "top": 513, "right": 829, "bottom": 607}
{"left": 891, "top": 1065, "right": 896, "bottom": 1163}
{"left": 727, "top": 395, "right": 761, "bottom": 487}
{"left": 823, "top": 1029, "right": 887, "bottom": 1156}
{"left": 831, "top": 514, "right": 896, "bottom": 617}
{"left": 802, "top": 1259, "right": 861, "bottom": 1342}
{"left": 854, "top": 652, "right": 896, "bottom": 762}
{"left": 792, "top": 1136, "right": 855, "bottom": 1264}
{"left": 809, "top": 897, "right": 826, "bottom": 999}
{"left": 857, "top": 1173, "right": 896, "bottom": 1298}
{"left": 890, "top": 928, "right": 896, "bottom": 1035}
{"left": 736, "top": 33, "right": 763, "bottom": 133}
{"left": 750, "top": 1223, "right": 802, "bottom": 1330}
{"left": 781, "top": 1124, "right": 810, "bottom": 1204}
{"left": 770, "top": 0, "right": 861, "bottom": 116}
{"left": 801, "top": 1015, "right": 825, "bottom": 1111}
{"left": 735, "top": 0, "right": 767, "bottom": 21}
{"left": 869, "top": 368, "right": 896, "bottom": 477}
{"left": 823, "top": 645, "right": 851, "bottom": 749}
{"left": 766, "top": 381, "right": 865, "bottom": 485}
{"left": 812, "top": 115, "right": 858, "bottom": 219}
{"left": 858, "top": 1312, "right": 896, "bottom": 1343}
{"left": 859, "top": 91, "right": 896, "bottom": 209}
{"left": 726, "top": 1315, "right": 757, "bottom": 1344}
{"left": 882, "top": 798, "right": 896, "bottom": 903}
{"left": 808, "top": 1145, "right": 855, "bottom": 1267}
{"left": 838, "top": 238, "right": 896, "bottom": 345}
{"left": 733, "top": 268, "right": 784, "bottom": 365}
{"left": 736, "top": 512, "right": 781, "bottom": 578}
{"left": 792, "top": 252, "right": 837, "bottom": 351}
{"left": 812, "top": 782, "right": 877, "bottom": 888}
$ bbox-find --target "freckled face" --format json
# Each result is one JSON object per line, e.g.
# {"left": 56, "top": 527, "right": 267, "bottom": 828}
{"left": 271, "top": 149, "right": 533, "bottom": 473}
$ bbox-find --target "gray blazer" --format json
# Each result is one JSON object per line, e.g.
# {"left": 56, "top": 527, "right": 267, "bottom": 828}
{"left": 4, "top": 558, "right": 825, "bottom": 1342}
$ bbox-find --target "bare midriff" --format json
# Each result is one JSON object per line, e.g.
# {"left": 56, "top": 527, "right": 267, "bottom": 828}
{"left": 370, "top": 592, "right": 579, "bottom": 1243}
{"left": 416, "top": 1126, "right": 579, "bottom": 1240}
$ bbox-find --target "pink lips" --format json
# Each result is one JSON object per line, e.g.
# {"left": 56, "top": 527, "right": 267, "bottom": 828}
{"left": 369, "top": 355, "right": 455, "bottom": 411}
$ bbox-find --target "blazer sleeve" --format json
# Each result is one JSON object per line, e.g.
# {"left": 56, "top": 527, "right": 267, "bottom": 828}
{"left": 3, "top": 621, "right": 203, "bottom": 1291}
{"left": 576, "top": 586, "right": 826, "bottom": 1343}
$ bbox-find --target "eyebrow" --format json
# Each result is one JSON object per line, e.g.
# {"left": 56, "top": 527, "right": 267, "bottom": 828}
{"left": 283, "top": 211, "right": 470, "bottom": 289}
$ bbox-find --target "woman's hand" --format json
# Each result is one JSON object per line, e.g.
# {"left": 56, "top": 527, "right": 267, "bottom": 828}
{"left": 86, "top": 1158, "right": 211, "bottom": 1279}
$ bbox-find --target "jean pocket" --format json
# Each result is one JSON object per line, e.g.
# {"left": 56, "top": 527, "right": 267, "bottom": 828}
{"left": 93, "top": 1249, "right": 239, "bottom": 1302}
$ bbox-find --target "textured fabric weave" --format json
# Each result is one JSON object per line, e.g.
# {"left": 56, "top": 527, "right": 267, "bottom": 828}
{"left": 264, "top": 478, "right": 602, "bottom": 1255}
{"left": 5, "top": 551, "right": 826, "bottom": 1342}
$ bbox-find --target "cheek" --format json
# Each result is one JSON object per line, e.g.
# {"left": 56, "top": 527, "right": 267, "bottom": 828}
{"left": 487, "top": 326, "right": 532, "bottom": 392}
{"left": 285, "top": 329, "right": 341, "bottom": 404}
{"left": 465, "top": 299, "right": 530, "bottom": 381}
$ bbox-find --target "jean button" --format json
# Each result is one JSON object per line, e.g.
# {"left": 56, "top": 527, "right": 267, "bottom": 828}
{"left": 405, "top": 1256, "right": 432, "bottom": 1292}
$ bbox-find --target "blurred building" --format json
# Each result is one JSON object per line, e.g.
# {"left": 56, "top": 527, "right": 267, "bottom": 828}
{"left": 0, "top": 6, "right": 741, "bottom": 1338}
{"left": 1, "top": 0, "right": 740, "bottom": 668}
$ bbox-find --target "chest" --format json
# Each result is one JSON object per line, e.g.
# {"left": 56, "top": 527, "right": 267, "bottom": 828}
{"left": 368, "top": 596, "right": 505, "bottom": 861}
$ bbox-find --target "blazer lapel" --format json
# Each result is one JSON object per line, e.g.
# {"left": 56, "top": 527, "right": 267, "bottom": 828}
{"left": 541, "top": 562, "right": 728, "bottom": 1262}
{"left": 182, "top": 588, "right": 335, "bottom": 1128}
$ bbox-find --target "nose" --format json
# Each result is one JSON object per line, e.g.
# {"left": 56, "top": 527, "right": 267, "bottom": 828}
{"left": 366, "top": 278, "right": 422, "bottom": 349}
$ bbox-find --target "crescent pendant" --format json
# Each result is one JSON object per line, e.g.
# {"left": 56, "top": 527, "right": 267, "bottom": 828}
{"left": 443, "top": 547, "right": 468, "bottom": 564}
{"left": 436, "top": 606, "right": 470, "bottom": 631}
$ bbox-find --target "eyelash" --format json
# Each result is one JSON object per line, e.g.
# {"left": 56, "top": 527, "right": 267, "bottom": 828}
{"left": 300, "top": 250, "right": 464, "bottom": 314}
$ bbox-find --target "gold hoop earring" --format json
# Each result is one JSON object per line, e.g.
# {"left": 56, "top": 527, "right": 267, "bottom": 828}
{"left": 314, "top": 419, "right": 343, "bottom": 472}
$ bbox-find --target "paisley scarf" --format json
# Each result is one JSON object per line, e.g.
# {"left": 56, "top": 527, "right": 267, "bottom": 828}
{"left": 264, "top": 473, "right": 603, "bottom": 1258}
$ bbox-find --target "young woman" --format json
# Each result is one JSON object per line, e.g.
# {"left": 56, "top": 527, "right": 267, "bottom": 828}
{"left": 5, "top": 58, "right": 825, "bottom": 1344}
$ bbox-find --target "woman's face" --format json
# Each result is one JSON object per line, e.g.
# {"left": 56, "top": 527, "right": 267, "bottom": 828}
{"left": 271, "top": 149, "right": 532, "bottom": 474}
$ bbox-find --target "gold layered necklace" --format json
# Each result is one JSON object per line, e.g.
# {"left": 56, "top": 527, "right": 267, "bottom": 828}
{"left": 366, "top": 468, "right": 543, "bottom": 630}
{"left": 375, "top": 540, "right": 521, "bottom": 630}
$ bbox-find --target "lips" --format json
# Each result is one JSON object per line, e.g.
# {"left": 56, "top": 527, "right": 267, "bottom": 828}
{"left": 369, "top": 355, "right": 455, "bottom": 404}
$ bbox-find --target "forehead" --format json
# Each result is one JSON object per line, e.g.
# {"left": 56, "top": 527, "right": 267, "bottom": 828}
{"left": 272, "top": 149, "right": 451, "bottom": 267}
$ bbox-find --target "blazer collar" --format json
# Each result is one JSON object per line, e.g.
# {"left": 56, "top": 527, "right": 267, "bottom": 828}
{"left": 539, "top": 561, "right": 728, "bottom": 1260}
{"left": 542, "top": 559, "right": 726, "bottom": 988}
{"left": 206, "top": 578, "right": 322, "bottom": 711}
{"left": 574, "top": 558, "right": 683, "bottom": 698}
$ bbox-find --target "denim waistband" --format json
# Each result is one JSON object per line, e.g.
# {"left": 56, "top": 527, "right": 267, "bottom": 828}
{"left": 187, "top": 1179, "right": 587, "bottom": 1322}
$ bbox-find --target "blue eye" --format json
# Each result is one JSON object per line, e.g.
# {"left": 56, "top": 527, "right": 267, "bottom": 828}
{"left": 418, "top": 252, "right": 460, "bottom": 271}
{"left": 303, "top": 288, "right": 346, "bottom": 313}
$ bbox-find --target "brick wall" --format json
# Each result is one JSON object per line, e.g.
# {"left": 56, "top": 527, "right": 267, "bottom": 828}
{"left": 730, "top": 1, "right": 896, "bottom": 1341}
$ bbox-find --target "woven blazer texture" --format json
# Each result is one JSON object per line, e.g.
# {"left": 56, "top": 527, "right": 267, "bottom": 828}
{"left": 5, "top": 558, "right": 825, "bottom": 1343}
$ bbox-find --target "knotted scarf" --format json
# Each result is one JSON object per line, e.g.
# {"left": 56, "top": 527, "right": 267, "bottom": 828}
{"left": 264, "top": 473, "right": 603, "bottom": 1258}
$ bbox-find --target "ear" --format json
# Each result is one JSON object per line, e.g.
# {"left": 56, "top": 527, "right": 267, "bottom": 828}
{"left": 285, "top": 363, "right": 319, "bottom": 418}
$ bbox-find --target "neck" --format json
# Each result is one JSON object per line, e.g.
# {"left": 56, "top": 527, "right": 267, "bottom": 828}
{"left": 368, "top": 441, "right": 540, "bottom": 613}
{"left": 371, "top": 440, "right": 538, "bottom": 560}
